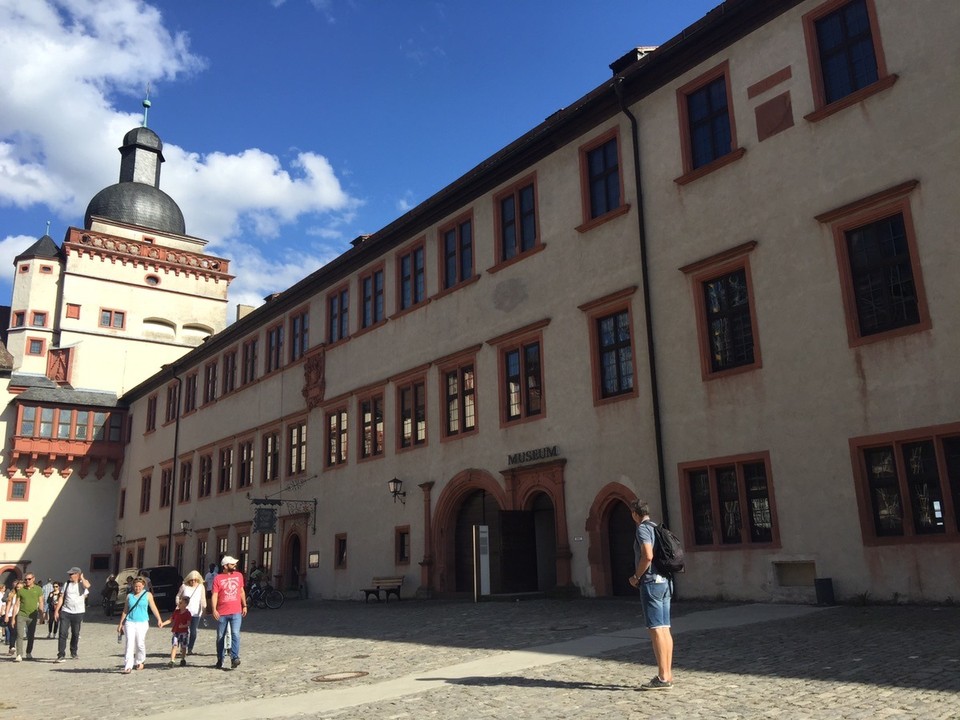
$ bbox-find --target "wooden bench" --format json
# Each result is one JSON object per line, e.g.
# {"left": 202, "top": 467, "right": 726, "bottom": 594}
{"left": 361, "top": 575, "right": 404, "bottom": 603}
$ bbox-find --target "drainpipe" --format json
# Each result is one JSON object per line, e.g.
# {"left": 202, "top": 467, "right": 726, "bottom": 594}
{"left": 163, "top": 366, "right": 182, "bottom": 566}
{"left": 614, "top": 77, "right": 671, "bottom": 529}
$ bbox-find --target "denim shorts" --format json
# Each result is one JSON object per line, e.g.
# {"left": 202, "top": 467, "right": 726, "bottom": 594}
{"left": 640, "top": 580, "right": 672, "bottom": 629}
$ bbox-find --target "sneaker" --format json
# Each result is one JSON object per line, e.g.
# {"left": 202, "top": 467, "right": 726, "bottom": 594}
{"left": 13, "top": 655, "right": 22, "bottom": 662}
{"left": 168, "top": 660, "right": 174, "bottom": 667}
{"left": 47, "top": 633, "right": 52, "bottom": 639}
{"left": 55, "top": 657, "right": 66, "bottom": 663}
{"left": 231, "top": 657, "right": 240, "bottom": 669}
{"left": 640, "top": 676, "right": 673, "bottom": 691}
{"left": 71, "top": 654, "right": 78, "bottom": 660}
{"left": 215, "top": 660, "right": 223, "bottom": 669}
{"left": 180, "top": 658, "right": 187, "bottom": 667}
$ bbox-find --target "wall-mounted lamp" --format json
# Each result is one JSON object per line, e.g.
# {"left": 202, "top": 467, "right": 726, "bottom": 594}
{"left": 113, "top": 534, "right": 125, "bottom": 546}
{"left": 179, "top": 520, "right": 193, "bottom": 534}
{"left": 388, "top": 477, "right": 406, "bottom": 504}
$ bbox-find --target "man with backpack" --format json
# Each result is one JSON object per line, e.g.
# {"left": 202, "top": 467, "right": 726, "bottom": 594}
{"left": 628, "top": 499, "right": 675, "bottom": 690}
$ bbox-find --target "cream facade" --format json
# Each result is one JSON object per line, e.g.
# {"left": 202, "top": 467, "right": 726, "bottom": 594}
{"left": 11, "top": 0, "right": 960, "bottom": 604}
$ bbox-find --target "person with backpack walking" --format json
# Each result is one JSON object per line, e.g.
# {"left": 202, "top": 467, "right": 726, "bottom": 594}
{"left": 54, "top": 567, "right": 90, "bottom": 661}
{"left": 628, "top": 499, "right": 675, "bottom": 690}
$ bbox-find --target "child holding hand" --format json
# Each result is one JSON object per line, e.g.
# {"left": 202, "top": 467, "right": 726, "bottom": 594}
{"left": 165, "top": 597, "right": 192, "bottom": 667}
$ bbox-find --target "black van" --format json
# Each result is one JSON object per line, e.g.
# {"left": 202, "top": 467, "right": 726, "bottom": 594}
{"left": 139, "top": 565, "right": 183, "bottom": 611}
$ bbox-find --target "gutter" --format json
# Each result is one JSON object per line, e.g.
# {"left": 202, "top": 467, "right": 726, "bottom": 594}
{"left": 613, "top": 78, "right": 671, "bottom": 529}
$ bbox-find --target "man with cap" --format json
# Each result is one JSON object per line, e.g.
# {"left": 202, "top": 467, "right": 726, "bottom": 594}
{"left": 212, "top": 555, "right": 247, "bottom": 670}
{"left": 54, "top": 567, "right": 90, "bottom": 662}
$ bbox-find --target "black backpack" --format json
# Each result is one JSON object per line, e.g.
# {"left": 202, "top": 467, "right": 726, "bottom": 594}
{"left": 645, "top": 521, "right": 685, "bottom": 576}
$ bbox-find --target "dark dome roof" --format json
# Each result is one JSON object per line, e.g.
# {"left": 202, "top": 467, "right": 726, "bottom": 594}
{"left": 122, "top": 126, "right": 163, "bottom": 152}
{"left": 84, "top": 182, "right": 185, "bottom": 235}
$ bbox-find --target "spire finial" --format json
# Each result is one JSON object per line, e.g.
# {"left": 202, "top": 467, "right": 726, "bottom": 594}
{"left": 142, "top": 83, "right": 152, "bottom": 127}
{"left": 45, "top": 220, "right": 51, "bottom": 236}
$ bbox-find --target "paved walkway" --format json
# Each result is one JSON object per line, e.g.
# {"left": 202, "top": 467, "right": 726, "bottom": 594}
{"left": 3, "top": 597, "right": 958, "bottom": 720}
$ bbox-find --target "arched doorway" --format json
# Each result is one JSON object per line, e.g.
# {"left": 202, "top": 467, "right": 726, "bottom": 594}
{"left": 285, "top": 533, "right": 302, "bottom": 592}
{"left": 0, "top": 566, "right": 20, "bottom": 588}
{"left": 531, "top": 493, "right": 557, "bottom": 591}
{"left": 608, "top": 501, "right": 636, "bottom": 596}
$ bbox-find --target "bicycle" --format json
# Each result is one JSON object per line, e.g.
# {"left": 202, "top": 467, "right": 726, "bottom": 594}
{"left": 248, "top": 581, "right": 284, "bottom": 609}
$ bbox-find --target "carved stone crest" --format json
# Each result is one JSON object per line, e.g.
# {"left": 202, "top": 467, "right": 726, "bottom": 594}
{"left": 302, "top": 345, "right": 326, "bottom": 409}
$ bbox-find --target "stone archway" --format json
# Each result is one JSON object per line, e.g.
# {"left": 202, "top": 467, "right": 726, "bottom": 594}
{"left": 585, "top": 482, "right": 637, "bottom": 597}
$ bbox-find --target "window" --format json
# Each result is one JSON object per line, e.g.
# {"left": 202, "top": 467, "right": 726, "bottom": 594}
{"left": 158, "top": 541, "right": 169, "bottom": 566}
{"left": 334, "top": 533, "right": 347, "bottom": 569}
{"left": 12, "top": 312, "right": 24, "bottom": 327}
{"left": 174, "top": 542, "right": 184, "bottom": 575}
{"left": 259, "top": 533, "right": 273, "bottom": 575}
{"left": 31, "top": 311, "right": 47, "bottom": 327}
{"left": 288, "top": 420, "right": 307, "bottom": 475}
{"left": 146, "top": 395, "right": 157, "bottom": 432}
{"left": 325, "top": 408, "right": 348, "bottom": 468}
{"left": 679, "top": 452, "right": 779, "bottom": 549}
{"left": 359, "top": 393, "right": 384, "bottom": 460}
{"left": 680, "top": 243, "right": 762, "bottom": 380}
{"left": 816, "top": 181, "right": 928, "bottom": 347}
{"left": 222, "top": 350, "right": 237, "bottom": 394}
{"left": 27, "top": 338, "right": 44, "bottom": 355}
{"left": 40, "top": 265, "right": 53, "bottom": 274}
{"left": 495, "top": 177, "right": 539, "bottom": 264}
{"left": 178, "top": 460, "right": 192, "bottom": 503}
{"left": 140, "top": 474, "right": 152, "bottom": 514}
{"left": 290, "top": 310, "right": 309, "bottom": 361}
{"left": 238, "top": 440, "right": 254, "bottom": 488}
{"left": 360, "top": 268, "right": 384, "bottom": 329}
{"left": 803, "top": 0, "right": 893, "bottom": 119}
{"left": 490, "top": 321, "right": 548, "bottom": 425}
{"left": 218, "top": 447, "right": 234, "bottom": 493}
{"left": 16, "top": 406, "right": 123, "bottom": 443}
{"left": 441, "top": 359, "right": 477, "bottom": 438}
{"left": 196, "top": 538, "right": 208, "bottom": 576}
{"left": 397, "top": 242, "right": 426, "bottom": 311}
{"left": 165, "top": 383, "right": 179, "bottom": 423}
{"left": 198, "top": 454, "right": 213, "bottom": 498}
{"left": 8, "top": 479, "right": 28, "bottom": 501}
{"left": 159, "top": 467, "right": 173, "bottom": 509}
{"left": 397, "top": 379, "right": 426, "bottom": 449}
{"left": 440, "top": 215, "right": 474, "bottom": 291}
{"left": 118, "top": 489, "right": 126, "bottom": 519}
{"left": 851, "top": 423, "right": 960, "bottom": 544}
{"left": 98, "top": 309, "right": 125, "bottom": 329}
{"left": 136, "top": 546, "right": 145, "bottom": 569}
{"left": 66, "top": 304, "right": 80, "bottom": 319}
{"left": 237, "top": 532, "right": 250, "bottom": 574}
{"left": 183, "top": 373, "right": 198, "bottom": 413}
{"left": 2, "top": 521, "right": 26, "bottom": 543}
{"left": 262, "top": 432, "right": 280, "bottom": 483}
{"left": 203, "top": 362, "right": 218, "bottom": 404}
{"left": 578, "top": 130, "right": 625, "bottom": 228}
{"left": 241, "top": 339, "right": 258, "bottom": 385}
{"left": 18, "top": 264, "right": 28, "bottom": 273}
{"left": 266, "top": 324, "right": 284, "bottom": 373}
{"left": 395, "top": 526, "right": 411, "bottom": 565}
{"left": 675, "top": 62, "right": 744, "bottom": 183}
{"left": 327, "top": 286, "right": 349, "bottom": 343}
{"left": 217, "top": 536, "right": 228, "bottom": 561}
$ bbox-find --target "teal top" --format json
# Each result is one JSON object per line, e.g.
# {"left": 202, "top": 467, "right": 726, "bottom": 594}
{"left": 125, "top": 590, "right": 150, "bottom": 622}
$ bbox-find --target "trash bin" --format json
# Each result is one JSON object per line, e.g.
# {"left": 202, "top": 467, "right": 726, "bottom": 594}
{"left": 814, "top": 577, "right": 835, "bottom": 605}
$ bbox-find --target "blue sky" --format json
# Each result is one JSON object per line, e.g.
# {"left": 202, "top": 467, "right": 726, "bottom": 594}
{"left": 0, "top": 0, "right": 719, "bottom": 317}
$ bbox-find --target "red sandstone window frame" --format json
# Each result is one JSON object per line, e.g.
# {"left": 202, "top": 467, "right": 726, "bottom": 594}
{"left": 12, "top": 311, "right": 25, "bottom": 327}
{"left": 324, "top": 406, "right": 349, "bottom": 469}
{"left": 97, "top": 308, "right": 125, "bottom": 330}
{"left": 178, "top": 458, "right": 193, "bottom": 504}
{"left": 579, "top": 287, "right": 640, "bottom": 406}
{"left": 395, "top": 238, "right": 427, "bottom": 315}
{"left": 815, "top": 181, "right": 929, "bottom": 348}
{"left": 677, "top": 450, "right": 781, "bottom": 551}
{"left": 261, "top": 428, "right": 281, "bottom": 484}
{"left": 491, "top": 173, "right": 543, "bottom": 271}
{"left": 357, "top": 388, "right": 385, "bottom": 462}
{"left": 203, "top": 361, "right": 218, "bottom": 405}
{"left": 849, "top": 421, "right": 960, "bottom": 546}
{"left": 265, "top": 322, "right": 284, "bottom": 374}
{"left": 357, "top": 265, "right": 385, "bottom": 333}
{"left": 289, "top": 306, "right": 310, "bottom": 362}
{"left": 7, "top": 478, "right": 29, "bottom": 502}
{"left": 576, "top": 127, "right": 630, "bottom": 233}
{"left": 159, "top": 465, "right": 174, "bottom": 509}
{"left": 680, "top": 241, "right": 763, "bottom": 381}
{"left": 488, "top": 319, "right": 549, "bottom": 428}
{"left": 183, "top": 372, "right": 198, "bottom": 415}
{"left": 437, "top": 211, "right": 477, "bottom": 295}
{"left": 197, "top": 453, "right": 214, "bottom": 499}
{"left": 217, "top": 445, "right": 234, "bottom": 494}
{"left": 395, "top": 375, "right": 427, "bottom": 453}
{"left": 139, "top": 474, "right": 152, "bottom": 514}
{"left": 802, "top": 0, "right": 896, "bottom": 123}
{"left": 237, "top": 438, "right": 255, "bottom": 489}
{"left": 241, "top": 337, "right": 259, "bottom": 386}
{"left": 674, "top": 60, "right": 746, "bottom": 185}
{"left": 145, "top": 395, "right": 158, "bottom": 433}
{"left": 326, "top": 284, "right": 350, "bottom": 345}
{"left": 30, "top": 311, "right": 48, "bottom": 328}
{"left": 287, "top": 418, "right": 308, "bottom": 477}
{"left": 2, "top": 520, "right": 27, "bottom": 543}
{"left": 437, "top": 346, "right": 480, "bottom": 441}
{"left": 26, "top": 337, "right": 45, "bottom": 356}
{"left": 395, "top": 525, "right": 411, "bottom": 566}
{"left": 221, "top": 348, "right": 238, "bottom": 395}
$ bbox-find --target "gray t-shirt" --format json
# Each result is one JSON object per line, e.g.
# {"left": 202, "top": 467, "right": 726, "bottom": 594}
{"left": 635, "top": 521, "right": 666, "bottom": 583}
{"left": 60, "top": 581, "right": 88, "bottom": 614}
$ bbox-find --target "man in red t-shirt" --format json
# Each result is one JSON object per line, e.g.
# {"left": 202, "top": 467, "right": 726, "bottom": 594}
{"left": 212, "top": 555, "right": 247, "bottom": 670}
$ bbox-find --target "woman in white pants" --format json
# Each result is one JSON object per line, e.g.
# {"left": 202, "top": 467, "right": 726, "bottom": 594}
{"left": 116, "top": 577, "right": 165, "bottom": 673}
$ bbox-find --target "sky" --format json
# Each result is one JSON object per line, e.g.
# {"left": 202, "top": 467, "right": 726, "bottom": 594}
{"left": 0, "top": 0, "right": 719, "bottom": 319}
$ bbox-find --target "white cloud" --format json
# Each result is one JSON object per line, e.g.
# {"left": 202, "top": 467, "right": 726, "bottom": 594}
{"left": 0, "top": 0, "right": 359, "bottom": 262}
{"left": 396, "top": 190, "right": 415, "bottom": 213}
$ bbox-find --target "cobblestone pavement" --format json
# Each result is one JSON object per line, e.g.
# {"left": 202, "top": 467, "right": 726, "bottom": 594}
{"left": 3, "top": 597, "right": 958, "bottom": 720}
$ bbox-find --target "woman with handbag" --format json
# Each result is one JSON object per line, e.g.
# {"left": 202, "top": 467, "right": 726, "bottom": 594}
{"left": 116, "top": 576, "right": 165, "bottom": 673}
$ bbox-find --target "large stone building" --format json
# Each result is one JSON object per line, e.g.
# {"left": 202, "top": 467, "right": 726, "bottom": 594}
{"left": 0, "top": 118, "right": 232, "bottom": 587}
{"left": 5, "top": 0, "right": 959, "bottom": 604}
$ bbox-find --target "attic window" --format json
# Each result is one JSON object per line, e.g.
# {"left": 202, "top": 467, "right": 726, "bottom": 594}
{"left": 145, "top": 274, "right": 160, "bottom": 286}
{"left": 40, "top": 265, "right": 53, "bottom": 274}
{"left": 19, "top": 265, "right": 28, "bottom": 274}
